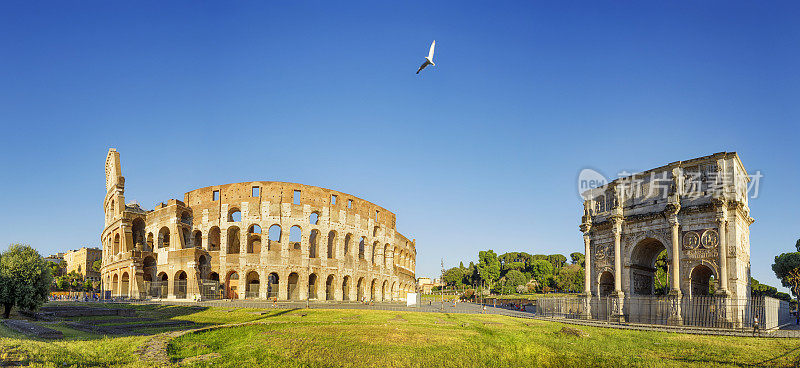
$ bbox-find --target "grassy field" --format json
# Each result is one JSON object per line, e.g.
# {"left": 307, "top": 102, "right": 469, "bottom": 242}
{"left": 1, "top": 304, "right": 800, "bottom": 367}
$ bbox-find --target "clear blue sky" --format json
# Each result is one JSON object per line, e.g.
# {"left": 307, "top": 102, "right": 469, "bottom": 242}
{"left": 0, "top": 1, "right": 797, "bottom": 290}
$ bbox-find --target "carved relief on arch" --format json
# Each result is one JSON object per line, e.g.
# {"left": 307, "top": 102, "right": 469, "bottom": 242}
{"left": 624, "top": 228, "right": 671, "bottom": 262}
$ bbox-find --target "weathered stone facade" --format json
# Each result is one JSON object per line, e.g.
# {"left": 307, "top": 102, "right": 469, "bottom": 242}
{"left": 101, "top": 149, "right": 417, "bottom": 301}
{"left": 64, "top": 247, "right": 102, "bottom": 282}
{"left": 580, "top": 152, "right": 753, "bottom": 325}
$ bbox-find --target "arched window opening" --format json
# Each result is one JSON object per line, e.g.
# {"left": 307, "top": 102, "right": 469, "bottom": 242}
{"left": 267, "top": 273, "right": 279, "bottom": 299}
{"left": 246, "top": 271, "right": 260, "bottom": 299}
{"left": 174, "top": 271, "right": 188, "bottom": 299}
{"left": 358, "top": 237, "right": 365, "bottom": 259}
{"left": 182, "top": 228, "right": 191, "bottom": 249}
{"left": 113, "top": 233, "right": 121, "bottom": 255}
{"left": 226, "top": 272, "right": 239, "bottom": 299}
{"left": 180, "top": 211, "right": 192, "bottom": 226}
{"left": 344, "top": 234, "right": 352, "bottom": 255}
{"left": 327, "top": 231, "right": 336, "bottom": 259}
{"left": 308, "top": 273, "right": 318, "bottom": 300}
{"left": 120, "top": 272, "right": 129, "bottom": 297}
{"left": 309, "top": 212, "right": 319, "bottom": 225}
{"left": 227, "top": 208, "right": 241, "bottom": 222}
{"left": 325, "top": 275, "right": 335, "bottom": 301}
{"left": 383, "top": 244, "right": 389, "bottom": 267}
{"left": 290, "top": 226, "right": 302, "bottom": 250}
{"left": 357, "top": 277, "right": 364, "bottom": 302}
{"left": 208, "top": 227, "right": 221, "bottom": 251}
{"left": 192, "top": 230, "right": 203, "bottom": 249}
{"left": 371, "top": 242, "right": 378, "bottom": 264}
{"left": 158, "top": 227, "right": 170, "bottom": 248}
{"left": 268, "top": 225, "right": 281, "bottom": 251}
{"left": 288, "top": 272, "right": 300, "bottom": 300}
{"left": 227, "top": 227, "right": 241, "bottom": 254}
{"left": 132, "top": 218, "right": 146, "bottom": 250}
{"left": 342, "top": 276, "right": 351, "bottom": 301}
{"left": 373, "top": 226, "right": 380, "bottom": 237}
{"left": 247, "top": 225, "right": 262, "bottom": 254}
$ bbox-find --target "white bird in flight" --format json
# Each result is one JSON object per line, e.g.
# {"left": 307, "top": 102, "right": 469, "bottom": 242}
{"left": 416, "top": 40, "right": 436, "bottom": 74}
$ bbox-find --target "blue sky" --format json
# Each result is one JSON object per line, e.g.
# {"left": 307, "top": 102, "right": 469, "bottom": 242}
{"left": 0, "top": 1, "right": 797, "bottom": 290}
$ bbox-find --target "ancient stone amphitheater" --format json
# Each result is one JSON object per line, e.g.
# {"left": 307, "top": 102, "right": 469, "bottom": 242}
{"left": 101, "top": 149, "right": 417, "bottom": 301}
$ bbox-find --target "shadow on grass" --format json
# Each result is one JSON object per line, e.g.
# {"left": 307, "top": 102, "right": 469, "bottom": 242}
{"left": 671, "top": 343, "right": 800, "bottom": 367}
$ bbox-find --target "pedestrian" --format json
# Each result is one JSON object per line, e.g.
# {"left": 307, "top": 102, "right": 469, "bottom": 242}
{"left": 753, "top": 314, "right": 760, "bottom": 337}
{"left": 796, "top": 312, "right": 799, "bottom": 326}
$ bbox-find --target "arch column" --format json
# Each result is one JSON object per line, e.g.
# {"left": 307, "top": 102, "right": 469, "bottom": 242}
{"left": 667, "top": 212, "right": 683, "bottom": 325}
{"left": 715, "top": 200, "right": 732, "bottom": 326}
{"left": 610, "top": 216, "right": 625, "bottom": 322}
{"left": 579, "top": 211, "right": 592, "bottom": 319}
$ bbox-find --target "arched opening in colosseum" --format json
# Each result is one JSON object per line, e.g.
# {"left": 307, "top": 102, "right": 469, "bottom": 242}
{"left": 247, "top": 225, "right": 261, "bottom": 254}
{"left": 158, "top": 227, "right": 170, "bottom": 248}
{"left": 599, "top": 271, "right": 614, "bottom": 297}
{"left": 630, "top": 238, "right": 667, "bottom": 296}
{"left": 373, "top": 226, "right": 380, "bottom": 237}
{"left": 112, "top": 274, "right": 119, "bottom": 296}
{"left": 344, "top": 234, "right": 352, "bottom": 255}
{"left": 383, "top": 245, "right": 389, "bottom": 267}
{"left": 268, "top": 225, "right": 281, "bottom": 251}
{"left": 358, "top": 237, "right": 365, "bottom": 259}
{"left": 325, "top": 275, "right": 334, "bottom": 300}
{"left": 192, "top": 230, "right": 202, "bottom": 249}
{"left": 120, "top": 272, "right": 130, "bottom": 297}
{"left": 391, "top": 282, "right": 396, "bottom": 300}
{"left": 143, "top": 256, "right": 156, "bottom": 282}
{"left": 342, "top": 276, "right": 351, "bottom": 301}
{"left": 327, "top": 231, "right": 336, "bottom": 259}
{"left": 246, "top": 271, "right": 260, "bottom": 299}
{"left": 290, "top": 226, "right": 302, "bottom": 250}
{"left": 309, "top": 212, "right": 319, "bottom": 225}
{"left": 226, "top": 272, "right": 239, "bottom": 299}
{"left": 309, "top": 230, "right": 319, "bottom": 258}
{"left": 227, "top": 208, "right": 241, "bottom": 222}
{"left": 146, "top": 232, "right": 154, "bottom": 251}
{"left": 690, "top": 264, "right": 715, "bottom": 297}
{"left": 268, "top": 273, "right": 279, "bottom": 299}
{"left": 182, "top": 228, "right": 191, "bottom": 249}
{"left": 157, "top": 272, "right": 168, "bottom": 298}
{"left": 113, "top": 233, "right": 120, "bottom": 255}
{"left": 227, "top": 227, "right": 241, "bottom": 254}
{"left": 208, "top": 227, "right": 220, "bottom": 251}
{"left": 357, "top": 277, "right": 364, "bottom": 301}
{"left": 372, "top": 242, "right": 379, "bottom": 264}
{"left": 175, "top": 271, "right": 187, "bottom": 299}
{"left": 308, "top": 273, "right": 318, "bottom": 300}
{"left": 288, "top": 272, "right": 300, "bottom": 300}
{"left": 209, "top": 271, "right": 219, "bottom": 283}
{"left": 370, "top": 279, "right": 377, "bottom": 301}
{"left": 132, "top": 218, "right": 145, "bottom": 250}
{"left": 180, "top": 211, "right": 192, "bottom": 226}
{"left": 381, "top": 280, "right": 388, "bottom": 301}
{"left": 198, "top": 255, "right": 210, "bottom": 279}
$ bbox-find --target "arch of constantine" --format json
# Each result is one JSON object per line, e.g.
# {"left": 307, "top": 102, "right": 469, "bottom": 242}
{"left": 101, "top": 149, "right": 417, "bottom": 301}
{"left": 579, "top": 152, "right": 754, "bottom": 326}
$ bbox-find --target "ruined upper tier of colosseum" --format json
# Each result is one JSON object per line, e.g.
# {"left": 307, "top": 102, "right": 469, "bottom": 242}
{"left": 101, "top": 149, "right": 417, "bottom": 301}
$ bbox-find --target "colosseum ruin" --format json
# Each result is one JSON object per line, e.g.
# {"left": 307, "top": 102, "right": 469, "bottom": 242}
{"left": 100, "top": 149, "right": 417, "bottom": 301}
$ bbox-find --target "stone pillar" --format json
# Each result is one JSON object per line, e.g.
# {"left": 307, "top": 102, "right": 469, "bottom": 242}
{"left": 580, "top": 217, "right": 592, "bottom": 319}
{"left": 187, "top": 261, "right": 201, "bottom": 300}
{"left": 667, "top": 214, "right": 683, "bottom": 325}
{"left": 278, "top": 270, "right": 289, "bottom": 301}
{"left": 610, "top": 216, "right": 625, "bottom": 322}
{"left": 715, "top": 202, "right": 732, "bottom": 326}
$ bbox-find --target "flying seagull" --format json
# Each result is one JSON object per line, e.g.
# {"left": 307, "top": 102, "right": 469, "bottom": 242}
{"left": 416, "top": 40, "right": 436, "bottom": 74}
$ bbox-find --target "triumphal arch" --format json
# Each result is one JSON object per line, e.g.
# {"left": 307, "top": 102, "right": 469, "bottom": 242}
{"left": 580, "top": 152, "right": 753, "bottom": 326}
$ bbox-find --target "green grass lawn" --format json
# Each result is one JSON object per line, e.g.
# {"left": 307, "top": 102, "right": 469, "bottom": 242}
{"left": 2, "top": 304, "right": 800, "bottom": 367}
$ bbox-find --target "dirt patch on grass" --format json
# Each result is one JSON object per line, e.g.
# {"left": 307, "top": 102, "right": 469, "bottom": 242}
{"left": 178, "top": 352, "right": 220, "bottom": 366}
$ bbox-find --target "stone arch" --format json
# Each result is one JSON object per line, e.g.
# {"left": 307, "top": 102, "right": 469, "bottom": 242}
{"left": 247, "top": 225, "right": 261, "bottom": 254}
{"left": 158, "top": 227, "right": 170, "bottom": 248}
{"left": 180, "top": 211, "right": 192, "bottom": 226}
{"left": 112, "top": 273, "right": 120, "bottom": 296}
{"left": 599, "top": 270, "right": 614, "bottom": 297}
{"left": 371, "top": 241, "right": 379, "bottom": 264}
{"left": 288, "top": 272, "right": 300, "bottom": 300}
{"left": 325, "top": 274, "right": 335, "bottom": 301}
{"left": 227, "top": 226, "right": 241, "bottom": 254}
{"left": 309, "top": 212, "right": 320, "bottom": 225}
{"left": 290, "top": 226, "right": 302, "bottom": 250}
{"left": 226, "top": 271, "right": 240, "bottom": 299}
{"left": 227, "top": 207, "right": 241, "bottom": 222}
{"left": 268, "top": 225, "right": 282, "bottom": 251}
{"left": 120, "top": 272, "right": 130, "bottom": 297}
{"left": 383, "top": 244, "right": 390, "bottom": 267}
{"left": 174, "top": 270, "right": 188, "bottom": 299}
{"left": 327, "top": 231, "right": 337, "bottom": 259}
{"left": 267, "top": 272, "right": 280, "bottom": 299}
{"left": 192, "top": 230, "right": 203, "bottom": 249}
{"left": 689, "top": 263, "right": 717, "bottom": 298}
{"left": 132, "top": 218, "right": 146, "bottom": 250}
{"left": 344, "top": 234, "right": 352, "bottom": 255}
{"left": 391, "top": 281, "right": 397, "bottom": 300}
{"left": 198, "top": 254, "right": 210, "bottom": 279}
{"left": 342, "top": 275, "right": 352, "bottom": 301}
{"left": 181, "top": 228, "right": 191, "bottom": 249}
{"left": 208, "top": 227, "right": 221, "bottom": 251}
{"left": 308, "top": 273, "right": 318, "bottom": 300}
{"left": 113, "top": 233, "right": 121, "bottom": 255}
{"left": 245, "top": 271, "right": 260, "bottom": 298}
{"left": 143, "top": 256, "right": 157, "bottom": 281}
{"left": 358, "top": 237, "right": 366, "bottom": 259}
{"left": 629, "top": 238, "right": 669, "bottom": 296}
{"left": 381, "top": 280, "right": 388, "bottom": 301}
{"left": 370, "top": 279, "right": 377, "bottom": 301}
{"left": 309, "top": 229, "right": 319, "bottom": 258}
{"left": 357, "top": 277, "right": 365, "bottom": 301}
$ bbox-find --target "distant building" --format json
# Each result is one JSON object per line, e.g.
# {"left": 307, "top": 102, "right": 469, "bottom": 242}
{"left": 64, "top": 247, "right": 102, "bottom": 282}
{"left": 44, "top": 253, "right": 65, "bottom": 264}
{"left": 417, "top": 277, "right": 442, "bottom": 294}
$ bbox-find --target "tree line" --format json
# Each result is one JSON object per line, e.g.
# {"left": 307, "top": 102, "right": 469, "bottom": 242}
{"left": 441, "top": 250, "right": 586, "bottom": 295}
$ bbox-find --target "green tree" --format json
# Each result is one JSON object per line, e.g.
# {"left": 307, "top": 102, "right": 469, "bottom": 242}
{"left": 477, "top": 250, "right": 501, "bottom": 290}
{"left": 442, "top": 267, "right": 465, "bottom": 287}
{"left": 92, "top": 259, "right": 102, "bottom": 273}
{"left": 569, "top": 252, "right": 585, "bottom": 267}
{"left": 772, "top": 251, "right": 800, "bottom": 304}
{"left": 548, "top": 254, "right": 568, "bottom": 269}
{"left": 653, "top": 250, "right": 669, "bottom": 295}
{"left": 504, "top": 270, "right": 527, "bottom": 292}
{"left": 0, "top": 244, "right": 53, "bottom": 318}
{"left": 529, "top": 260, "right": 554, "bottom": 292}
{"left": 84, "top": 280, "right": 94, "bottom": 292}
{"left": 553, "top": 264, "right": 584, "bottom": 292}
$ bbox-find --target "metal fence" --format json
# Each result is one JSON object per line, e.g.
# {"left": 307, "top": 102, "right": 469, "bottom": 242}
{"left": 200, "top": 280, "right": 223, "bottom": 300}
{"left": 534, "top": 295, "right": 790, "bottom": 330}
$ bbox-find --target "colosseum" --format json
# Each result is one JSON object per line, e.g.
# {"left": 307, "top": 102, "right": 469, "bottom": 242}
{"left": 100, "top": 149, "right": 417, "bottom": 301}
